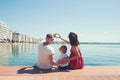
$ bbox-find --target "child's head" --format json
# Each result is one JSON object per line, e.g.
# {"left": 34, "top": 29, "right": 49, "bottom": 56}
{"left": 59, "top": 45, "right": 67, "bottom": 54}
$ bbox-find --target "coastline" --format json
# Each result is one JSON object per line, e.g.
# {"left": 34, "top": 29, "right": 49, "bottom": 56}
{"left": 0, "top": 66, "right": 120, "bottom": 80}
{"left": 0, "top": 43, "right": 38, "bottom": 45}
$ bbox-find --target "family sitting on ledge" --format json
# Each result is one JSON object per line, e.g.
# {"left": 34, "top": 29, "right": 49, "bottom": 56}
{"left": 33, "top": 32, "right": 84, "bottom": 72}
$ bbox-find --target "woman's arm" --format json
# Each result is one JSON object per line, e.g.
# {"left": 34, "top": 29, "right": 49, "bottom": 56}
{"left": 58, "top": 46, "right": 81, "bottom": 64}
{"left": 57, "top": 57, "right": 70, "bottom": 64}
{"left": 59, "top": 37, "right": 70, "bottom": 44}
{"left": 54, "top": 33, "right": 70, "bottom": 44}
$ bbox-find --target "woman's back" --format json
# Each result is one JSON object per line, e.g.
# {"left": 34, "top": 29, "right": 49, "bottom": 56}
{"left": 69, "top": 46, "right": 84, "bottom": 69}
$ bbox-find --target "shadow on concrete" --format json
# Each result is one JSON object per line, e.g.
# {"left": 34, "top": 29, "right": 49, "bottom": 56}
{"left": 17, "top": 67, "right": 40, "bottom": 74}
{"left": 17, "top": 66, "right": 70, "bottom": 74}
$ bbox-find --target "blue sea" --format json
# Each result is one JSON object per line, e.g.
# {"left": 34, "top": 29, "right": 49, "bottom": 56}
{"left": 0, "top": 43, "right": 120, "bottom": 66}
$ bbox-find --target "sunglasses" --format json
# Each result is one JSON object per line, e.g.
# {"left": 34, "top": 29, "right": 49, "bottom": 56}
{"left": 47, "top": 37, "right": 54, "bottom": 41}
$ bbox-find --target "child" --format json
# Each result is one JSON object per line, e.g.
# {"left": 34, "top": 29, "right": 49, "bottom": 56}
{"left": 58, "top": 45, "right": 69, "bottom": 71}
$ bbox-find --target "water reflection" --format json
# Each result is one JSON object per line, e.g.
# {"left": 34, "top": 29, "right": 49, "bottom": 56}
{"left": 0, "top": 43, "right": 120, "bottom": 66}
{"left": 0, "top": 43, "right": 38, "bottom": 66}
{"left": 0, "top": 44, "right": 12, "bottom": 65}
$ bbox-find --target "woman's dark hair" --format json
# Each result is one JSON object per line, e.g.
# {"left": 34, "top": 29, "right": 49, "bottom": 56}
{"left": 68, "top": 32, "right": 80, "bottom": 46}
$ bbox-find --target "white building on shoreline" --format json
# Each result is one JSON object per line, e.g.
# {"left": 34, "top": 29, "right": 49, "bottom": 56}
{"left": 12, "top": 32, "right": 39, "bottom": 43}
{"left": 0, "top": 21, "right": 12, "bottom": 42}
{"left": 12, "top": 32, "right": 21, "bottom": 43}
{"left": 0, "top": 21, "right": 39, "bottom": 43}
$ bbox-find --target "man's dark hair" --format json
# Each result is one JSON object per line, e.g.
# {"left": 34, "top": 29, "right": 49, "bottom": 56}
{"left": 46, "top": 34, "right": 53, "bottom": 39}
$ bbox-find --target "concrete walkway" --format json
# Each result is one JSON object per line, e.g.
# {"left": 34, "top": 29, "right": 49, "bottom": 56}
{"left": 0, "top": 66, "right": 120, "bottom": 80}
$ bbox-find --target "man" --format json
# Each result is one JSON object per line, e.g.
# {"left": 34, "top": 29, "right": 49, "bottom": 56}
{"left": 34, "top": 33, "right": 57, "bottom": 71}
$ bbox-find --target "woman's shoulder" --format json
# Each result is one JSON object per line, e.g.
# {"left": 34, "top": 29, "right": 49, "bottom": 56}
{"left": 71, "top": 45, "right": 80, "bottom": 50}
{"left": 71, "top": 46, "right": 80, "bottom": 53}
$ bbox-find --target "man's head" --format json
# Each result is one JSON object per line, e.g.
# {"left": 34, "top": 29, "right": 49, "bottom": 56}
{"left": 45, "top": 33, "right": 54, "bottom": 44}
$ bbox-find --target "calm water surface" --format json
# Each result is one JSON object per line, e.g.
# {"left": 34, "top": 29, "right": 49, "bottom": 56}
{"left": 0, "top": 43, "right": 120, "bottom": 66}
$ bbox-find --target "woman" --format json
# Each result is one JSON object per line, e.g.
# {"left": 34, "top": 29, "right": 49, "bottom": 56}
{"left": 54, "top": 32, "right": 84, "bottom": 70}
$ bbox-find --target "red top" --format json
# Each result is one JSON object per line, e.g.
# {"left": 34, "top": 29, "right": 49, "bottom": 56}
{"left": 69, "top": 48, "right": 84, "bottom": 70}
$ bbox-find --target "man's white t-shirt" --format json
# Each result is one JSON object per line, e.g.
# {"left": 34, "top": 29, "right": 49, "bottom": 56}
{"left": 58, "top": 54, "right": 69, "bottom": 67}
{"left": 37, "top": 42, "right": 54, "bottom": 69}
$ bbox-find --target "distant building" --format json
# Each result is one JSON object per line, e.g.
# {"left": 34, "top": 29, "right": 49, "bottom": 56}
{"left": 0, "top": 21, "right": 39, "bottom": 43}
{"left": 21, "top": 34, "right": 26, "bottom": 43}
{"left": 12, "top": 32, "right": 21, "bottom": 43}
{"left": 0, "top": 21, "right": 12, "bottom": 43}
{"left": 33, "top": 38, "right": 39, "bottom": 43}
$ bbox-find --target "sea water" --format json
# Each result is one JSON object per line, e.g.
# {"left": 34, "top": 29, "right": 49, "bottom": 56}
{"left": 0, "top": 43, "right": 120, "bottom": 66}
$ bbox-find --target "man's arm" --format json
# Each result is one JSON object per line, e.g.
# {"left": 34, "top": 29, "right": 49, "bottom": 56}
{"left": 49, "top": 54, "right": 58, "bottom": 65}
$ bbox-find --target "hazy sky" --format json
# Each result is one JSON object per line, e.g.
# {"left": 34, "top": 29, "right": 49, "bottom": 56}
{"left": 0, "top": 0, "right": 120, "bottom": 42}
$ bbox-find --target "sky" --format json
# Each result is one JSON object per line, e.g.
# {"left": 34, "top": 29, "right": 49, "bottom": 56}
{"left": 0, "top": 0, "right": 120, "bottom": 42}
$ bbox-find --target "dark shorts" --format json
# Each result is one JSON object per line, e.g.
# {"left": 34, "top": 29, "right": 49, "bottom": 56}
{"left": 33, "top": 65, "right": 52, "bottom": 71}
{"left": 58, "top": 66, "right": 70, "bottom": 70}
